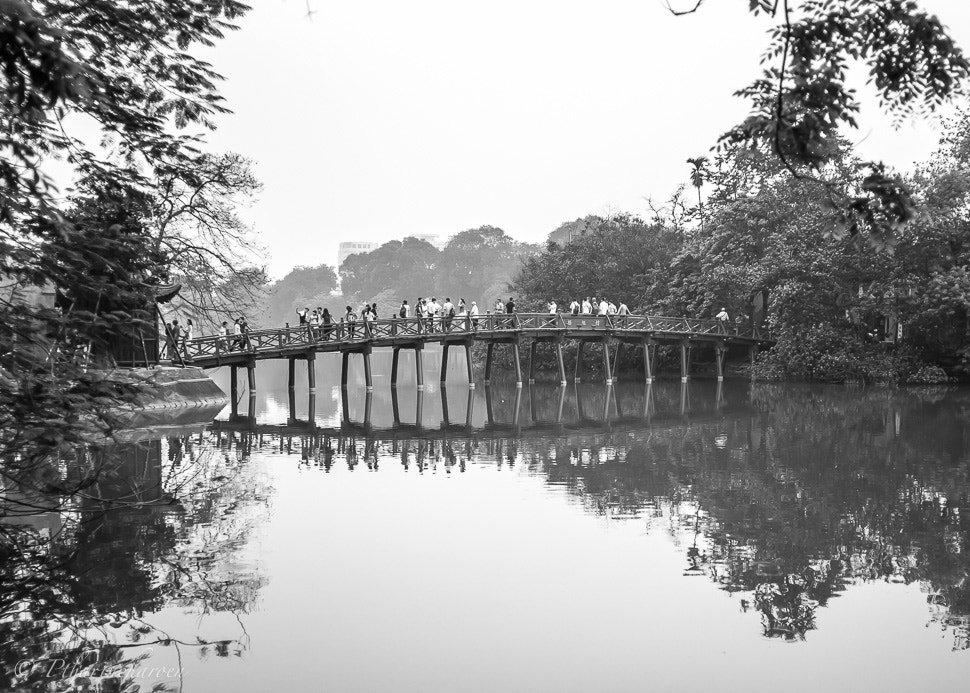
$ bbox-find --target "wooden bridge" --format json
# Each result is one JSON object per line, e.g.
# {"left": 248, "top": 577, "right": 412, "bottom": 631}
{"left": 183, "top": 313, "right": 773, "bottom": 396}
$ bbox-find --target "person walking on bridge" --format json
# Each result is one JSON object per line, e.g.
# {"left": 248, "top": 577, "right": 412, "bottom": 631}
{"left": 399, "top": 300, "right": 410, "bottom": 318}
{"left": 716, "top": 307, "right": 730, "bottom": 334}
{"left": 569, "top": 299, "right": 580, "bottom": 315}
{"left": 495, "top": 298, "right": 504, "bottom": 315}
{"left": 582, "top": 297, "right": 592, "bottom": 315}
{"left": 506, "top": 297, "right": 516, "bottom": 314}
{"left": 470, "top": 301, "right": 479, "bottom": 329}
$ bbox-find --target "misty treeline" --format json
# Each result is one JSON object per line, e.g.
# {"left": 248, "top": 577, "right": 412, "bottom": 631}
{"left": 261, "top": 227, "right": 540, "bottom": 324}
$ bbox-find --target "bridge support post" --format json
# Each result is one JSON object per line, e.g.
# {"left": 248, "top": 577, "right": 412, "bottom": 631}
{"left": 641, "top": 339, "right": 654, "bottom": 383}
{"left": 614, "top": 342, "right": 624, "bottom": 376}
{"left": 529, "top": 341, "right": 537, "bottom": 384}
{"left": 307, "top": 352, "right": 316, "bottom": 393}
{"left": 230, "top": 366, "right": 238, "bottom": 416}
{"left": 574, "top": 341, "right": 585, "bottom": 383}
{"left": 556, "top": 342, "right": 566, "bottom": 386}
{"left": 749, "top": 344, "right": 759, "bottom": 379}
{"left": 464, "top": 343, "right": 474, "bottom": 386}
{"left": 341, "top": 352, "right": 350, "bottom": 389}
{"left": 415, "top": 388, "right": 424, "bottom": 427}
{"left": 440, "top": 385, "right": 450, "bottom": 424}
{"left": 391, "top": 348, "right": 400, "bottom": 388}
{"left": 715, "top": 342, "right": 727, "bottom": 382}
{"left": 287, "top": 357, "right": 295, "bottom": 394}
{"left": 391, "top": 385, "right": 400, "bottom": 425}
{"left": 465, "top": 387, "right": 475, "bottom": 429}
{"left": 484, "top": 343, "right": 494, "bottom": 384}
{"left": 415, "top": 344, "right": 424, "bottom": 390}
{"left": 512, "top": 341, "right": 523, "bottom": 387}
{"left": 363, "top": 348, "right": 373, "bottom": 391}
{"left": 440, "top": 343, "right": 450, "bottom": 383}
{"left": 680, "top": 340, "right": 692, "bottom": 383}
{"left": 601, "top": 338, "right": 612, "bottom": 384}
{"left": 246, "top": 359, "right": 256, "bottom": 393}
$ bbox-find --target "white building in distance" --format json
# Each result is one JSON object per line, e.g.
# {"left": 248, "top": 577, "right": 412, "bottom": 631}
{"left": 338, "top": 241, "right": 379, "bottom": 268}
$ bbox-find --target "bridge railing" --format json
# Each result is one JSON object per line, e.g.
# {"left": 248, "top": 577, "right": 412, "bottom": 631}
{"left": 182, "top": 312, "right": 771, "bottom": 362}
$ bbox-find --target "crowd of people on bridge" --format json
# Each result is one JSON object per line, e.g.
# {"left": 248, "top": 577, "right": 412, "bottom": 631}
{"left": 161, "top": 295, "right": 742, "bottom": 363}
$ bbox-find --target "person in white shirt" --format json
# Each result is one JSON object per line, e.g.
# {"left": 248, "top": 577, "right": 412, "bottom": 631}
{"left": 598, "top": 299, "right": 609, "bottom": 316}
{"left": 582, "top": 298, "right": 592, "bottom": 314}
{"left": 607, "top": 301, "right": 617, "bottom": 315}
{"left": 716, "top": 307, "right": 730, "bottom": 333}
{"left": 442, "top": 297, "right": 454, "bottom": 331}
{"left": 470, "top": 301, "right": 479, "bottom": 328}
{"left": 548, "top": 300, "right": 557, "bottom": 314}
{"left": 569, "top": 299, "right": 580, "bottom": 315}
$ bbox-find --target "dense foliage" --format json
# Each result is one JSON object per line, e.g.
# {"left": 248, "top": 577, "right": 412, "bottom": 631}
{"left": 513, "top": 118, "right": 970, "bottom": 383}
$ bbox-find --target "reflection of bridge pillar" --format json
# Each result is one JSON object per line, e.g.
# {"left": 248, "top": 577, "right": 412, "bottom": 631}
{"left": 440, "top": 384, "right": 450, "bottom": 424}
{"left": 464, "top": 343, "right": 474, "bottom": 387}
{"left": 391, "top": 348, "right": 400, "bottom": 388}
{"left": 642, "top": 339, "right": 655, "bottom": 383}
{"left": 680, "top": 340, "right": 692, "bottom": 383}
{"left": 391, "top": 385, "right": 401, "bottom": 425}
{"left": 484, "top": 343, "right": 495, "bottom": 384}
{"left": 715, "top": 341, "right": 726, "bottom": 382}
{"left": 440, "top": 343, "right": 450, "bottom": 383}
{"left": 574, "top": 341, "right": 585, "bottom": 383}
{"left": 465, "top": 387, "right": 475, "bottom": 429}
{"left": 512, "top": 341, "right": 523, "bottom": 387}
{"left": 556, "top": 342, "right": 566, "bottom": 386}
{"left": 601, "top": 338, "right": 613, "bottom": 384}
{"left": 529, "top": 341, "right": 537, "bottom": 384}
{"left": 485, "top": 385, "right": 494, "bottom": 425}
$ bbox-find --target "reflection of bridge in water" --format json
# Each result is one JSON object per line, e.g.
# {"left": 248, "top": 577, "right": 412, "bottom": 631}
{"left": 187, "top": 313, "right": 773, "bottom": 405}
{"left": 215, "top": 380, "right": 747, "bottom": 442}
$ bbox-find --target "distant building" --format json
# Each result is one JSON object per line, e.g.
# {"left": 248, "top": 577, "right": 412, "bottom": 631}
{"left": 338, "top": 241, "right": 379, "bottom": 268}
{"left": 408, "top": 233, "right": 447, "bottom": 250}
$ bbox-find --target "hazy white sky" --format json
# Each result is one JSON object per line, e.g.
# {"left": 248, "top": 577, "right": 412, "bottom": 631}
{"left": 199, "top": 0, "right": 970, "bottom": 279}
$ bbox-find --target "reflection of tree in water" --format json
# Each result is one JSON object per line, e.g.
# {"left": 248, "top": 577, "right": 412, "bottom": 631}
{"left": 515, "top": 385, "right": 970, "bottom": 646}
{"left": 0, "top": 429, "right": 271, "bottom": 691}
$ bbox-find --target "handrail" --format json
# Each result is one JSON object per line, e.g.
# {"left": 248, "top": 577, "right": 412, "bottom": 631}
{"left": 181, "top": 313, "right": 771, "bottom": 363}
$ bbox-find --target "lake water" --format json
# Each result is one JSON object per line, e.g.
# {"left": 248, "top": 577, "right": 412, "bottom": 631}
{"left": 5, "top": 350, "right": 970, "bottom": 692}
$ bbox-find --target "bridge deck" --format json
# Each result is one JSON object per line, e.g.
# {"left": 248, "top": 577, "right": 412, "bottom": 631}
{"left": 184, "top": 313, "right": 772, "bottom": 370}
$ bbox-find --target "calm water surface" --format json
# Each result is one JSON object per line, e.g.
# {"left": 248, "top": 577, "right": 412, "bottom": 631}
{"left": 5, "top": 351, "right": 970, "bottom": 692}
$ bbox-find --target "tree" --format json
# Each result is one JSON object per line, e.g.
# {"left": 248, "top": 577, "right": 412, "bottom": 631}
{"left": 436, "top": 226, "right": 537, "bottom": 305}
{"left": 513, "top": 213, "right": 682, "bottom": 312}
{"left": 265, "top": 263, "right": 339, "bottom": 325}
{"left": 674, "top": 0, "right": 970, "bottom": 247}
{"left": 340, "top": 237, "right": 440, "bottom": 302}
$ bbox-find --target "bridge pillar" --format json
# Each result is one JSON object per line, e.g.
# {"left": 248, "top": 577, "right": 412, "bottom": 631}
{"left": 484, "top": 343, "right": 495, "bottom": 384}
{"left": 415, "top": 387, "right": 424, "bottom": 427}
{"left": 529, "top": 341, "right": 537, "bottom": 384}
{"left": 341, "top": 352, "right": 350, "bottom": 389}
{"left": 574, "top": 341, "right": 585, "bottom": 383}
{"left": 440, "top": 385, "right": 450, "bottom": 424}
{"left": 440, "top": 343, "right": 450, "bottom": 383}
{"left": 246, "top": 359, "right": 256, "bottom": 393}
{"left": 308, "top": 391, "right": 315, "bottom": 421}
{"left": 391, "top": 348, "right": 400, "bottom": 388}
{"left": 464, "top": 343, "right": 475, "bottom": 387}
{"left": 363, "top": 348, "right": 373, "bottom": 391}
{"left": 680, "top": 340, "right": 692, "bottom": 382}
{"left": 364, "top": 391, "right": 373, "bottom": 428}
{"left": 307, "top": 351, "right": 316, "bottom": 393}
{"left": 512, "top": 341, "right": 523, "bottom": 387}
{"left": 230, "top": 366, "right": 239, "bottom": 415}
{"left": 641, "top": 339, "right": 655, "bottom": 383}
{"left": 465, "top": 387, "right": 475, "bottom": 429}
{"left": 614, "top": 342, "right": 624, "bottom": 379}
{"left": 556, "top": 342, "right": 566, "bottom": 386}
{"left": 391, "top": 385, "right": 401, "bottom": 425}
{"left": 749, "top": 344, "right": 759, "bottom": 379}
{"left": 415, "top": 344, "right": 424, "bottom": 390}
{"left": 287, "top": 357, "right": 295, "bottom": 394}
{"left": 601, "top": 338, "right": 613, "bottom": 384}
{"left": 715, "top": 342, "right": 727, "bottom": 381}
